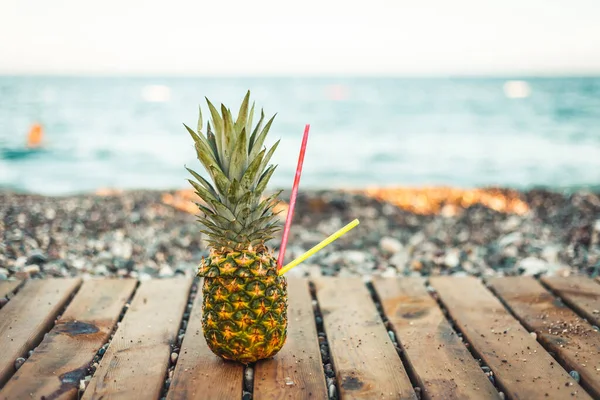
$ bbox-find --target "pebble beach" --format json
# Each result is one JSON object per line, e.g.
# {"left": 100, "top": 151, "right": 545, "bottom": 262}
{"left": 2, "top": 187, "right": 599, "bottom": 281}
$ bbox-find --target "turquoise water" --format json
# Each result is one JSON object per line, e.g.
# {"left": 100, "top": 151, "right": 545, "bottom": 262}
{"left": 1, "top": 77, "right": 599, "bottom": 195}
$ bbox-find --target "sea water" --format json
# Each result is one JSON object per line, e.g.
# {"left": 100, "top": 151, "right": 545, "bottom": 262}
{"left": 0, "top": 76, "right": 599, "bottom": 195}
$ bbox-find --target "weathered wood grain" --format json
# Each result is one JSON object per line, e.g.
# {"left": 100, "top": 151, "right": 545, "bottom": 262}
{"left": 0, "top": 278, "right": 81, "bottom": 388}
{"left": 82, "top": 277, "right": 193, "bottom": 400}
{"left": 0, "top": 281, "right": 22, "bottom": 301}
{"left": 430, "top": 276, "right": 591, "bottom": 400}
{"left": 541, "top": 275, "right": 600, "bottom": 327}
{"left": 254, "top": 278, "right": 328, "bottom": 400}
{"left": 488, "top": 276, "right": 600, "bottom": 398}
{"left": 373, "top": 277, "right": 500, "bottom": 400}
{"left": 314, "top": 277, "right": 417, "bottom": 400}
{"left": 0, "top": 279, "right": 136, "bottom": 399}
{"left": 166, "top": 279, "right": 243, "bottom": 400}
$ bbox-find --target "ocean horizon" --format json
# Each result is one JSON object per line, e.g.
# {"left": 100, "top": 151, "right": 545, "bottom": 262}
{"left": 1, "top": 76, "right": 599, "bottom": 195}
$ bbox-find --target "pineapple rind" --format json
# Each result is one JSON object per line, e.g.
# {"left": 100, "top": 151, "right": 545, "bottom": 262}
{"left": 201, "top": 251, "right": 287, "bottom": 364}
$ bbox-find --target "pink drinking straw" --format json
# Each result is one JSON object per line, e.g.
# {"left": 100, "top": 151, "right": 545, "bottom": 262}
{"left": 277, "top": 124, "right": 310, "bottom": 270}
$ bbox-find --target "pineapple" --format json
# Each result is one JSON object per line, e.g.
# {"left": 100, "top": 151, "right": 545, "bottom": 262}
{"left": 184, "top": 91, "right": 287, "bottom": 364}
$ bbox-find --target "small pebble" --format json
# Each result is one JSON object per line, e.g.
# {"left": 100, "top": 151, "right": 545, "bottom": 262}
{"left": 14, "top": 357, "right": 26, "bottom": 370}
{"left": 379, "top": 237, "right": 403, "bottom": 254}
{"left": 170, "top": 352, "right": 178, "bottom": 363}
{"left": 388, "top": 331, "right": 396, "bottom": 343}
{"left": 328, "top": 383, "right": 336, "bottom": 398}
{"left": 530, "top": 332, "right": 537, "bottom": 339}
{"left": 324, "top": 363, "right": 335, "bottom": 378}
{"left": 244, "top": 367, "right": 254, "bottom": 391}
{"left": 23, "top": 264, "right": 41, "bottom": 275}
{"left": 569, "top": 370, "right": 581, "bottom": 383}
{"left": 98, "top": 344, "right": 108, "bottom": 356}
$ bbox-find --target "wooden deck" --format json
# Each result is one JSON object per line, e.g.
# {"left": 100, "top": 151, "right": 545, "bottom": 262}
{"left": 0, "top": 276, "right": 599, "bottom": 399}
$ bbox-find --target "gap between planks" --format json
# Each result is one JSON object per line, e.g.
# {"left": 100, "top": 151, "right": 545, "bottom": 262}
{"left": 488, "top": 276, "right": 600, "bottom": 399}
{"left": 541, "top": 275, "right": 600, "bottom": 327}
{"left": 314, "top": 277, "right": 417, "bottom": 400}
{"left": 82, "top": 277, "right": 193, "bottom": 400}
{"left": 0, "top": 279, "right": 137, "bottom": 399}
{"left": 430, "top": 276, "right": 591, "bottom": 400}
{"left": 167, "top": 278, "right": 243, "bottom": 400}
{"left": 253, "top": 278, "right": 328, "bottom": 399}
{"left": 0, "top": 278, "right": 82, "bottom": 388}
{"left": 0, "top": 280, "right": 23, "bottom": 302}
{"left": 372, "top": 277, "right": 500, "bottom": 400}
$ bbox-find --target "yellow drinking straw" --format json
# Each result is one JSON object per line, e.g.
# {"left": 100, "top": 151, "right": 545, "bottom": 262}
{"left": 278, "top": 219, "right": 360, "bottom": 276}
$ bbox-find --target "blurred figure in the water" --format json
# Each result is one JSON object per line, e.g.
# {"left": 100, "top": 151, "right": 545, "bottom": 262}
{"left": 0, "top": 122, "right": 45, "bottom": 160}
{"left": 26, "top": 123, "right": 44, "bottom": 149}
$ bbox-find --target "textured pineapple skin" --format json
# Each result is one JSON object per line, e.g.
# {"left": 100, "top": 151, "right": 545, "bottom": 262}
{"left": 199, "top": 251, "right": 288, "bottom": 364}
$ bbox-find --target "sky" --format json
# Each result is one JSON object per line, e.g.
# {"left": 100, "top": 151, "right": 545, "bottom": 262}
{"left": 1, "top": 0, "right": 599, "bottom": 76}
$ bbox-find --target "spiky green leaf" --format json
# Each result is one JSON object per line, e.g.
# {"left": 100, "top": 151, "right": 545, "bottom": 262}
{"left": 240, "top": 147, "right": 264, "bottom": 191}
{"left": 196, "top": 203, "right": 233, "bottom": 227}
{"left": 258, "top": 140, "right": 280, "bottom": 182}
{"left": 221, "top": 104, "right": 234, "bottom": 172}
{"left": 208, "top": 165, "right": 231, "bottom": 197}
{"left": 193, "top": 142, "right": 219, "bottom": 183}
{"left": 204, "top": 197, "right": 236, "bottom": 221}
{"left": 206, "top": 98, "right": 225, "bottom": 160}
{"left": 255, "top": 164, "right": 277, "bottom": 195}
{"left": 185, "top": 167, "right": 218, "bottom": 198}
{"left": 235, "top": 91, "right": 250, "bottom": 134}
{"left": 228, "top": 127, "right": 247, "bottom": 182}
{"left": 197, "top": 105, "right": 203, "bottom": 134}
{"left": 249, "top": 191, "right": 281, "bottom": 220}
{"left": 186, "top": 179, "right": 217, "bottom": 207}
{"left": 246, "top": 101, "right": 255, "bottom": 145}
{"left": 183, "top": 123, "right": 201, "bottom": 143}
{"left": 244, "top": 213, "right": 278, "bottom": 231}
{"left": 227, "top": 178, "right": 241, "bottom": 205}
{"left": 206, "top": 123, "right": 221, "bottom": 166}
{"left": 249, "top": 114, "right": 276, "bottom": 160}
{"left": 248, "top": 109, "right": 265, "bottom": 152}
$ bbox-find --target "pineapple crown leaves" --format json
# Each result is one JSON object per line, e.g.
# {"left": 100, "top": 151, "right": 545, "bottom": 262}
{"left": 184, "top": 90, "right": 282, "bottom": 249}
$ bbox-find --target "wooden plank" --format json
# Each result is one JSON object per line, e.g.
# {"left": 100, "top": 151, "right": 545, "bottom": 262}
{"left": 373, "top": 277, "right": 500, "bottom": 400}
{"left": 488, "top": 276, "right": 600, "bottom": 398}
{"left": 0, "top": 278, "right": 81, "bottom": 387}
{"left": 82, "top": 277, "right": 193, "bottom": 400}
{"left": 0, "top": 279, "right": 137, "bottom": 399}
{"left": 314, "top": 277, "right": 417, "bottom": 400}
{"left": 0, "top": 281, "right": 22, "bottom": 300}
{"left": 254, "top": 278, "right": 328, "bottom": 399}
{"left": 430, "top": 276, "right": 591, "bottom": 400}
{"left": 167, "top": 279, "right": 243, "bottom": 400}
{"left": 541, "top": 276, "right": 600, "bottom": 327}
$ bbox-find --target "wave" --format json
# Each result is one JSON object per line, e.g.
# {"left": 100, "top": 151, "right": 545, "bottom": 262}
{"left": 0, "top": 147, "right": 47, "bottom": 161}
